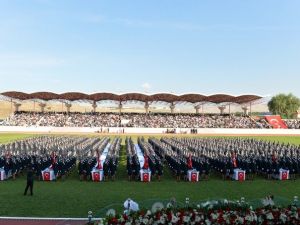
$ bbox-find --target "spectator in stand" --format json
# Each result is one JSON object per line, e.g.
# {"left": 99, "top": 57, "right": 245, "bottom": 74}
{"left": 284, "top": 119, "right": 300, "bottom": 129}
{"left": 3, "top": 111, "right": 275, "bottom": 129}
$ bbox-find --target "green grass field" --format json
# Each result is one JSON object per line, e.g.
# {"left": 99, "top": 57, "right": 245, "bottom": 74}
{"left": 0, "top": 133, "right": 300, "bottom": 218}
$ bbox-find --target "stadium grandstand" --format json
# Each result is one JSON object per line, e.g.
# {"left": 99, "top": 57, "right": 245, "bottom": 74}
{"left": 0, "top": 91, "right": 265, "bottom": 127}
{"left": 0, "top": 91, "right": 299, "bottom": 131}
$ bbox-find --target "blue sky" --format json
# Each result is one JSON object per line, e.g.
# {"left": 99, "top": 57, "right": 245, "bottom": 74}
{"left": 0, "top": 0, "right": 299, "bottom": 96}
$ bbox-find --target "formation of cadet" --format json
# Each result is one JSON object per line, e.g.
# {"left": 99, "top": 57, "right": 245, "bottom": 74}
{"left": 149, "top": 137, "right": 300, "bottom": 181}
{"left": 0, "top": 153, "right": 31, "bottom": 179}
{"left": 137, "top": 137, "right": 163, "bottom": 181}
{"left": 0, "top": 136, "right": 79, "bottom": 180}
{"left": 126, "top": 138, "right": 141, "bottom": 181}
{"left": 78, "top": 137, "right": 110, "bottom": 181}
{"left": 149, "top": 138, "right": 190, "bottom": 181}
{"left": 103, "top": 138, "right": 121, "bottom": 181}
{"left": 2, "top": 136, "right": 300, "bottom": 183}
{"left": 1, "top": 136, "right": 121, "bottom": 182}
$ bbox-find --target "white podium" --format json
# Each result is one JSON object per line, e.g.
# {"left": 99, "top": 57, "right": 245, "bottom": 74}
{"left": 279, "top": 169, "right": 289, "bottom": 180}
{"left": 188, "top": 170, "right": 199, "bottom": 182}
{"left": 0, "top": 168, "right": 12, "bottom": 181}
{"left": 42, "top": 168, "right": 56, "bottom": 181}
{"left": 91, "top": 169, "right": 104, "bottom": 182}
{"left": 0, "top": 168, "right": 6, "bottom": 181}
{"left": 140, "top": 169, "right": 151, "bottom": 182}
{"left": 233, "top": 169, "right": 246, "bottom": 181}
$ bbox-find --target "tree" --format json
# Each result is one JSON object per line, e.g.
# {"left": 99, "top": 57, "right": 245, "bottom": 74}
{"left": 268, "top": 93, "right": 300, "bottom": 119}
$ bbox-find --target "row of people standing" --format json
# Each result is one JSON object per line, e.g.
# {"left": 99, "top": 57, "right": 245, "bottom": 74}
{"left": 137, "top": 137, "right": 163, "bottom": 181}
{"left": 126, "top": 138, "right": 141, "bottom": 181}
{"left": 78, "top": 137, "right": 121, "bottom": 181}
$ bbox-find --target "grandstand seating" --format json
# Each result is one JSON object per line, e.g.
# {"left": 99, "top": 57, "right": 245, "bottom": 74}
{"left": 1, "top": 111, "right": 277, "bottom": 129}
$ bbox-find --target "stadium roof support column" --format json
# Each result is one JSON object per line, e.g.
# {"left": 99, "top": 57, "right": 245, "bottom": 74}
{"left": 39, "top": 103, "right": 47, "bottom": 113}
{"left": 118, "top": 102, "right": 123, "bottom": 114}
{"left": 10, "top": 99, "right": 13, "bottom": 114}
{"left": 242, "top": 106, "right": 249, "bottom": 115}
{"left": 13, "top": 102, "right": 21, "bottom": 112}
{"left": 218, "top": 106, "right": 226, "bottom": 115}
{"left": 65, "top": 103, "right": 72, "bottom": 114}
{"left": 170, "top": 102, "right": 175, "bottom": 114}
{"left": 145, "top": 102, "right": 150, "bottom": 114}
{"left": 92, "top": 101, "right": 97, "bottom": 113}
{"left": 194, "top": 105, "right": 200, "bottom": 114}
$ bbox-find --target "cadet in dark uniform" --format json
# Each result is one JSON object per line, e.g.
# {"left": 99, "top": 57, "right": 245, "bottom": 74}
{"left": 110, "top": 157, "right": 117, "bottom": 181}
{"left": 127, "top": 157, "right": 133, "bottom": 181}
{"left": 24, "top": 168, "right": 34, "bottom": 196}
{"left": 103, "top": 158, "right": 110, "bottom": 181}
{"left": 156, "top": 160, "right": 163, "bottom": 181}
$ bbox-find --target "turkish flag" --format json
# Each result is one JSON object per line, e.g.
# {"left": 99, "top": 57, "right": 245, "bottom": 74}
{"left": 281, "top": 171, "right": 288, "bottom": 180}
{"left": 143, "top": 173, "right": 149, "bottom": 182}
{"left": 143, "top": 155, "right": 149, "bottom": 170}
{"left": 43, "top": 172, "right": 51, "bottom": 181}
{"left": 93, "top": 172, "right": 100, "bottom": 182}
{"left": 191, "top": 172, "right": 198, "bottom": 182}
{"left": 232, "top": 153, "right": 238, "bottom": 168}
{"left": 238, "top": 172, "right": 245, "bottom": 181}
{"left": 96, "top": 160, "right": 102, "bottom": 170}
{"left": 187, "top": 155, "right": 193, "bottom": 170}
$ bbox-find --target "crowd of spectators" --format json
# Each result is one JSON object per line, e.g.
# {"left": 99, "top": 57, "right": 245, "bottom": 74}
{"left": 2, "top": 111, "right": 277, "bottom": 129}
{"left": 284, "top": 119, "right": 300, "bottom": 129}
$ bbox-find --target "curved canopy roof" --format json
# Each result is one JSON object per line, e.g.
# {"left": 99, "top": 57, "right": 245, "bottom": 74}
{"left": 1, "top": 91, "right": 262, "bottom": 104}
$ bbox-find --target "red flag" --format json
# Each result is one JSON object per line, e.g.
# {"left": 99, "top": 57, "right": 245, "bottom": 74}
{"left": 281, "top": 171, "right": 288, "bottom": 180}
{"left": 143, "top": 155, "right": 149, "bottom": 170}
{"left": 43, "top": 171, "right": 51, "bottom": 181}
{"left": 93, "top": 172, "right": 100, "bottom": 182}
{"left": 272, "top": 153, "right": 277, "bottom": 163}
{"left": 232, "top": 153, "right": 237, "bottom": 168}
{"left": 187, "top": 155, "right": 193, "bottom": 169}
{"left": 191, "top": 172, "right": 198, "bottom": 182}
{"left": 48, "top": 152, "right": 56, "bottom": 169}
{"left": 52, "top": 152, "right": 56, "bottom": 164}
{"left": 96, "top": 151, "right": 102, "bottom": 170}
{"left": 143, "top": 173, "right": 149, "bottom": 182}
{"left": 238, "top": 172, "right": 245, "bottom": 181}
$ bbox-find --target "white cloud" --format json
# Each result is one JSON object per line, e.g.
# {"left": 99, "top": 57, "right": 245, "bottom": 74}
{"left": 142, "top": 82, "right": 151, "bottom": 91}
{"left": 0, "top": 53, "right": 65, "bottom": 69}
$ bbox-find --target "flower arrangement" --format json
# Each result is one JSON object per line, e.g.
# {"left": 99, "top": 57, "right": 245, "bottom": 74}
{"left": 88, "top": 199, "right": 300, "bottom": 225}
